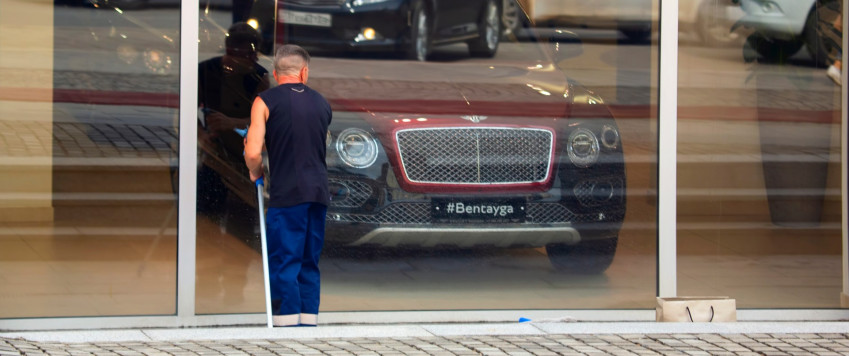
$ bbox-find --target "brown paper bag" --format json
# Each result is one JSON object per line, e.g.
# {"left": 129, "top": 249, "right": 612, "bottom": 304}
{"left": 656, "top": 297, "right": 737, "bottom": 322}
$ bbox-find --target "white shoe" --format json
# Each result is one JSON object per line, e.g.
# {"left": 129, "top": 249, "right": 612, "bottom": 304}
{"left": 827, "top": 65, "right": 841, "bottom": 86}
{"left": 272, "top": 314, "right": 299, "bottom": 327}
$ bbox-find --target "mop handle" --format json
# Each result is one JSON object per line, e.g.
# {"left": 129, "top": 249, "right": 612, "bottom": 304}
{"left": 256, "top": 177, "right": 273, "bottom": 328}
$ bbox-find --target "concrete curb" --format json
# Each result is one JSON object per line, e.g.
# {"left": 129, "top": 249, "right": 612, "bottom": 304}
{"left": 4, "top": 322, "right": 849, "bottom": 344}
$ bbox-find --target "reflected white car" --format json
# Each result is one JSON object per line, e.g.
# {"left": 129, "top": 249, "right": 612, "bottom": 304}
{"left": 736, "top": 0, "right": 840, "bottom": 66}
{"left": 502, "top": 0, "right": 745, "bottom": 46}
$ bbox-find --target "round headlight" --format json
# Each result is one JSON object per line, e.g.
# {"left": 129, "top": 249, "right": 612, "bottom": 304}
{"left": 335, "top": 128, "right": 379, "bottom": 168}
{"left": 567, "top": 128, "right": 599, "bottom": 167}
{"left": 600, "top": 124, "right": 620, "bottom": 149}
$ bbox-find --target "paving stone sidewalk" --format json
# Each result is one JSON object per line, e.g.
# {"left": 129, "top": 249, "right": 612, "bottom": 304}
{"left": 3, "top": 333, "right": 849, "bottom": 356}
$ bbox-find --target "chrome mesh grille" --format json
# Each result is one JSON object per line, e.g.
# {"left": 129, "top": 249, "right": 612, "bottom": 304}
{"left": 334, "top": 203, "right": 431, "bottom": 224}
{"left": 328, "top": 178, "right": 373, "bottom": 208}
{"left": 396, "top": 127, "right": 553, "bottom": 185}
{"left": 331, "top": 202, "right": 580, "bottom": 225}
{"left": 526, "top": 203, "right": 576, "bottom": 224}
{"left": 282, "top": 0, "right": 345, "bottom": 6}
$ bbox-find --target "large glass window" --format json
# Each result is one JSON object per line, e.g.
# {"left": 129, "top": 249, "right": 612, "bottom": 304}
{"left": 196, "top": 0, "right": 659, "bottom": 314}
{"left": 0, "top": 0, "right": 180, "bottom": 318}
{"left": 677, "top": 0, "right": 844, "bottom": 307}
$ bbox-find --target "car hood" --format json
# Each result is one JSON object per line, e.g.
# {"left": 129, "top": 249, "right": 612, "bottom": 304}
{"left": 309, "top": 76, "right": 609, "bottom": 121}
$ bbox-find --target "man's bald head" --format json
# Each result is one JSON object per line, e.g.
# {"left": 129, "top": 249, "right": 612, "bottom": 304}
{"left": 273, "top": 44, "right": 311, "bottom": 77}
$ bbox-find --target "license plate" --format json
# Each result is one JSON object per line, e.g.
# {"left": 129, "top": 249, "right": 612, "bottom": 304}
{"left": 279, "top": 10, "right": 332, "bottom": 27}
{"left": 432, "top": 198, "right": 526, "bottom": 223}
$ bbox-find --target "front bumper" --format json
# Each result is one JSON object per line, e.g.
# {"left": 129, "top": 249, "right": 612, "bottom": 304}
{"left": 324, "top": 182, "right": 626, "bottom": 248}
{"left": 348, "top": 226, "right": 581, "bottom": 247}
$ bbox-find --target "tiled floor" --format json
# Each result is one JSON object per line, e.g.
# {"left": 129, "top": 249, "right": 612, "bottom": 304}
{"left": 4, "top": 325, "right": 849, "bottom": 356}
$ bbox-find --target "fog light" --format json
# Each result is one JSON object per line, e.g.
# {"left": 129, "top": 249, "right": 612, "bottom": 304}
{"left": 329, "top": 181, "right": 350, "bottom": 203}
{"left": 355, "top": 28, "right": 381, "bottom": 42}
{"left": 590, "top": 182, "right": 614, "bottom": 202}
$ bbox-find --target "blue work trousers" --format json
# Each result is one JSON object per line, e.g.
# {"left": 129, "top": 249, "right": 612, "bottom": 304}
{"left": 266, "top": 203, "right": 327, "bottom": 323}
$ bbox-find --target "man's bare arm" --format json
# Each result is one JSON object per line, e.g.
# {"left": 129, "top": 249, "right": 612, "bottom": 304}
{"left": 245, "top": 96, "right": 268, "bottom": 182}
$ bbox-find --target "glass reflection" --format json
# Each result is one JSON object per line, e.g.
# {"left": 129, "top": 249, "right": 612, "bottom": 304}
{"left": 0, "top": 0, "right": 179, "bottom": 318}
{"left": 678, "top": 0, "right": 844, "bottom": 307}
{"left": 198, "top": 0, "right": 658, "bottom": 313}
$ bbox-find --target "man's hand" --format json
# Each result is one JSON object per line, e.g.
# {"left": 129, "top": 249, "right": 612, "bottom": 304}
{"left": 250, "top": 169, "right": 263, "bottom": 183}
{"left": 206, "top": 111, "right": 246, "bottom": 137}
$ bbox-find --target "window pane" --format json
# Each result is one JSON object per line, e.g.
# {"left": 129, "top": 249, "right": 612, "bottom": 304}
{"left": 678, "top": 0, "right": 844, "bottom": 307}
{"left": 0, "top": 0, "right": 179, "bottom": 318}
{"left": 196, "top": 0, "right": 659, "bottom": 313}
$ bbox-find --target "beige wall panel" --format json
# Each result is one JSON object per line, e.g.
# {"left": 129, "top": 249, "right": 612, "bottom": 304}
{"left": 0, "top": 0, "right": 54, "bottom": 222}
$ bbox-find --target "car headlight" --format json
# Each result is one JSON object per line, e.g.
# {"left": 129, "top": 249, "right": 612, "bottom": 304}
{"left": 247, "top": 18, "right": 260, "bottom": 31}
{"left": 351, "top": 0, "right": 390, "bottom": 5}
{"left": 600, "top": 125, "right": 620, "bottom": 150}
{"left": 567, "top": 128, "right": 600, "bottom": 167}
{"left": 335, "top": 128, "right": 379, "bottom": 168}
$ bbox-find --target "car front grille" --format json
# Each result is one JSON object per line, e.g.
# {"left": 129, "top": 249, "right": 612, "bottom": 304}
{"left": 282, "top": 0, "right": 345, "bottom": 6}
{"left": 395, "top": 127, "right": 554, "bottom": 185}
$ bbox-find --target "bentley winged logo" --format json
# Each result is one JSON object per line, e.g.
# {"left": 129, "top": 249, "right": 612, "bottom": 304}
{"left": 460, "top": 115, "right": 488, "bottom": 123}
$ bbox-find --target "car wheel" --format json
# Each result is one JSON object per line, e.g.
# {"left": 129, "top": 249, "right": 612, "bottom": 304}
{"left": 620, "top": 29, "right": 651, "bottom": 43}
{"left": 746, "top": 33, "right": 804, "bottom": 64}
{"left": 468, "top": 0, "right": 501, "bottom": 58}
{"left": 405, "top": 2, "right": 430, "bottom": 61}
{"left": 804, "top": 0, "right": 840, "bottom": 68}
{"left": 697, "top": 0, "right": 742, "bottom": 47}
{"left": 545, "top": 237, "right": 618, "bottom": 274}
{"left": 501, "top": 0, "right": 524, "bottom": 38}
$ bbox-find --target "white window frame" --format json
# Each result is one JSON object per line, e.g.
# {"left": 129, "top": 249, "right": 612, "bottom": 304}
{"left": 658, "top": 0, "right": 678, "bottom": 299}
{"left": 842, "top": 0, "right": 848, "bottom": 307}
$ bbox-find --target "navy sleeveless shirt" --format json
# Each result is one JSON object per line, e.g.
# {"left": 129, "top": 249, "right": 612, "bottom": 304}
{"left": 258, "top": 83, "right": 332, "bottom": 207}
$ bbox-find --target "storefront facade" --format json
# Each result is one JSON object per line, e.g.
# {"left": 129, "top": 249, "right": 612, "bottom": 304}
{"left": 0, "top": 0, "right": 847, "bottom": 330}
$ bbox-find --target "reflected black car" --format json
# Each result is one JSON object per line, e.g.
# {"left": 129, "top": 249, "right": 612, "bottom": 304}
{"left": 249, "top": 0, "right": 502, "bottom": 61}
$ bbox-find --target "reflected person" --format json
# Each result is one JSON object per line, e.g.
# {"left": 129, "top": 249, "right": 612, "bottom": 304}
{"left": 197, "top": 22, "right": 270, "bottom": 223}
{"left": 196, "top": 22, "right": 270, "bottom": 307}
{"left": 244, "top": 45, "right": 332, "bottom": 327}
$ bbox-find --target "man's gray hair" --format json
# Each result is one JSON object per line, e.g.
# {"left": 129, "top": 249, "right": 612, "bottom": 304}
{"left": 273, "top": 44, "right": 311, "bottom": 75}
